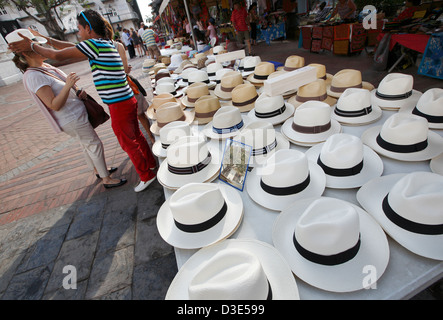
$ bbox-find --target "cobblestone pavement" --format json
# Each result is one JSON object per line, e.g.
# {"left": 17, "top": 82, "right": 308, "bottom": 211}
{"left": 0, "top": 39, "right": 441, "bottom": 300}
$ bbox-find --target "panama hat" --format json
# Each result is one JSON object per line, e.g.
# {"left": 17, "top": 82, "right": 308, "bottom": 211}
{"left": 154, "top": 82, "right": 183, "bottom": 98}
{"left": 248, "top": 93, "right": 294, "bottom": 125}
{"left": 206, "top": 62, "right": 223, "bottom": 81}
{"left": 203, "top": 106, "right": 247, "bottom": 140}
{"left": 281, "top": 101, "right": 342, "bottom": 146}
{"left": 156, "top": 183, "right": 243, "bottom": 249}
{"left": 305, "top": 133, "right": 384, "bottom": 189}
{"left": 357, "top": 172, "right": 443, "bottom": 261}
{"left": 193, "top": 95, "right": 222, "bottom": 125}
{"left": 214, "top": 71, "right": 246, "bottom": 100}
{"left": 147, "top": 93, "right": 184, "bottom": 120}
{"left": 361, "top": 113, "right": 443, "bottom": 161}
{"left": 228, "top": 83, "right": 259, "bottom": 113}
{"left": 371, "top": 73, "right": 422, "bottom": 111}
{"left": 161, "top": 56, "right": 171, "bottom": 66}
{"left": 307, "top": 63, "right": 333, "bottom": 85}
{"left": 430, "top": 153, "right": 443, "bottom": 175}
{"left": 187, "top": 70, "right": 215, "bottom": 89}
{"left": 235, "top": 120, "right": 290, "bottom": 166}
{"left": 214, "top": 68, "right": 232, "bottom": 84}
{"left": 273, "top": 197, "right": 389, "bottom": 292}
{"left": 152, "top": 121, "right": 191, "bottom": 158}
{"left": 142, "top": 58, "right": 156, "bottom": 73}
{"left": 332, "top": 88, "right": 383, "bottom": 126}
{"left": 276, "top": 55, "right": 305, "bottom": 72}
{"left": 181, "top": 82, "right": 216, "bottom": 107}
{"left": 165, "top": 239, "right": 300, "bottom": 299}
{"left": 149, "top": 63, "right": 167, "bottom": 76}
{"left": 241, "top": 56, "right": 262, "bottom": 77}
{"left": 6, "top": 28, "right": 47, "bottom": 46}
{"left": 150, "top": 102, "right": 195, "bottom": 135}
{"left": 176, "top": 67, "right": 198, "bottom": 87}
{"left": 399, "top": 88, "right": 443, "bottom": 129}
{"left": 247, "top": 149, "right": 325, "bottom": 211}
{"left": 190, "top": 52, "right": 207, "bottom": 65}
{"left": 247, "top": 62, "right": 275, "bottom": 85}
{"left": 174, "top": 60, "right": 194, "bottom": 74}
{"left": 212, "top": 45, "right": 225, "bottom": 55}
{"left": 167, "top": 53, "right": 183, "bottom": 71}
{"left": 288, "top": 79, "right": 337, "bottom": 109}
{"left": 157, "top": 136, "right": 221, "bottom": 190}
{"left": 327, "top": 69, "right": 375, "bottom": 98}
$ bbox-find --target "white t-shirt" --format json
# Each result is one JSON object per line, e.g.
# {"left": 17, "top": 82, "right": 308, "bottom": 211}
{"left": 24, "top": 69, "right": 87, "bottom": 128}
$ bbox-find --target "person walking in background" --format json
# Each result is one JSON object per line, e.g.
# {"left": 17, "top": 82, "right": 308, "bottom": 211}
{"left": 231, "top": 1, "right": 252, "bottom": 55}
{"left": 142, "top": 25, "right": 161, "bottom": 61}
{"left": 206, "top": 18, "right": 219, "bottom": 46}
{"left": 122, "top": 28, "right": 136, "bottom": 59}
{"left": 137, "top": 22, "right": 147, "bottom": 55}
{"left": 7, "top": 29, "right": 126, "bottom": 189}
{"left": 130, "top": 27, "right": 143, "bottom": 58}
{"left": 9, "top": 10, "right": 158, "bottom": 192}
{"left": 248, "top": 2, "right": 259, "bottom": 46}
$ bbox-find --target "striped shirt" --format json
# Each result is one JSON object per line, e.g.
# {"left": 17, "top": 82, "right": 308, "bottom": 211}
{"left": 142, "top": 29, "right": 156, "bottom": 47}
{"left": 76, "top": 39, "right": 134, "bottom": 104}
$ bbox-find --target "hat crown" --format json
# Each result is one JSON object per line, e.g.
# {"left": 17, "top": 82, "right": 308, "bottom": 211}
{"left": 212, "top": 106, "right": 243, "bottom": 128}
{"left": 159, "top": 121, "right": 191, "bottom": 145}
{"left": 187, "top": 82, "right": 209, "bottom": 99}
{"left": 285, "top": 55, "right": 305, "bottom": 68}
{"left": 215, "top": 68, "right": 232, "bottom": 81}
{"left": 181, "top": 67, "right": 198, "bottom": 80}
{"left": 167, "top": 136, "right": 210, "bottom": 168}
{"left": 6, "top": 29, "right": 45, "bottom": 44}
{"left": 388, "top": 172, "right": 443, "bottom": 225}
{"left": 254, "top": 62, "right": 275, "bottom": 76}
{"left": 331, "top": 69, "right": 362, "bottom": 88}
{"left": 338, "top": 88, "right": 372, "bottom": 111}
{"left": 232, "top": 83, "right": 258, "bottom": 103}
{"left": 156, "top": 82, "right": 177, "bottom": 94}
{"left": 378, "top": 73, "right": 413, "bottom": 95}
{"left": 295, "top": 198, "right": 361, "bottom": 256}
{"left": 320, "top": 134, "right": 364, "bottom": 169}
{"left": 207, "top": 62, "right": 223, "bottom": 73}
{"left": 188, "top": 248, "right": 270, "bottom": 300}
{"left": 307, "top": 63, "right": 327, "bottom": 78}
{"left": 195, "top": 95, "right": 220, "bottom": 113}
{"left": 298, "top": 79, "right": 327, "bottom": 98}
{"left": 169, "top": 183, "right": 224, "bottom": 227}
{"left": 243, "top": 56, "right": 262, "bottom": 68}
{"left": 156, "top": 102, "right": 185, "bottom": 123}
{"left": 416, "top": 88, "right": 443, "bottom": 116}
{"left": 156, "top": 77, "right": 175, "bottom": 86}
{"left": 237, "top": 121, "right": 276, "bottom": 150}
{"left": 152, "top": 93, "right": 176, "bottom": 109}
{"left": 260, "top": 149, "right": 309, "bottom": 187}
{"left": 188, "top": 70, "right": 209, "bottom": 84}
{"left": 220, "top": 71, "right": 244, "bottom": 88}
{"left": 380, "top": 113, "right": 428, "bottom": 145}
{"left": 293, "top": 101, "right": 331, "bottom": 127}
{"left": 255, "top": 94, "right": 285, "bottom": 113}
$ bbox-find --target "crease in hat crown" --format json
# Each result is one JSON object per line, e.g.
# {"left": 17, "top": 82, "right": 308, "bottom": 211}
{"left": 379, "top": 113, "right": 428, "bottom": 146}
{"left": 415, "top": 88, "right": 443, "bottom": 117}
{"left": 188, "top": 248, "right": 270, "bottom": 300}
{"left": 212, "top": 106, "right": 243, "bottom": 129}
{"left": 255, "top": 94, "right": 285, "bottom": 114}
{"left": 337, "top": 88, "right": 372, "bottom": 112}
{"left": 377, "top": 73, "right": 413, "bottom": 96}
{"left": 319, "top": 134, "right": 364, "bottom": 169}
{"left": 293, "top": 101, "right": 332, "bottom": 127}
{"left": 166, "top": 136, "right": 210, "bottom": 168}
{"left": 295, "top": 198, "right": 360, "bottom": 256}
{"left": 237, "top": 121, "right": 276, "bottom": 151}
{"left": 156, "top": 102, "right": 186, "bottom": 125}
{"left": 159, "top": 121, "right": 191, "bottom": 146}
{"left": 330, "top": 69, "right": 363, "bottom": 90}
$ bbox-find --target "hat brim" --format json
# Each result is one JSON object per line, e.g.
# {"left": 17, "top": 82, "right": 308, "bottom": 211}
{"left": 327, "top": 82, "right": 375, "bottom": 98}
{"left": 156, "top": 183, "right": 243, "bottom": 250}
{"left": 214, "top": 84, "right": 234, "bottom": 100}
{"left": 430, "top": 153, "right": 443, "bottom": 175}
{"left": 398, "top": 104, "right": 443, "bottom": 130}
{"left": 281, "top": 118, "right": 342, "bottom": 146}
{"left": 273, "top": 196, "right": 390, "bottom": 292}
{"left": 370, "top": 89, "right": 422, "bottom": 111}
{"left": 165, "top": 238, "right": 300, "bottom": 299}
{"left": 150, "top": 110, "right": 195, "bottom": 135}
{"left": 152, "top": 140, "right": 167, "bottom": 158}
{"left": 357, "top": 173, "right": 443, "bottom": 261}
{"left": 246, "top": 73, "right": 269, "bottom": 85}
{"left": 305, "top": 144, "right": 384, "bottom": 189}
{"left": 202, "top": 115, "right": 250, "bottom": 140}
{"left": 246, "top": 161, "right": 326, "bottom": 211}
{"left": 331, "top": 104, "right": 383, "bottom": 126}
{"left": 181, "top": 91, "right": 216, "bottom": 108}
{"left": 288, "top": 95, "right": 337, "bottom": 109}
{"left": 247, "top": 102, "right": 295, "bottom": 126}
{"left": 157, "top": 148, "right": 221, "bottom": 190}
{"left": 361, "top": 125, "right": 443, "bottom": 161}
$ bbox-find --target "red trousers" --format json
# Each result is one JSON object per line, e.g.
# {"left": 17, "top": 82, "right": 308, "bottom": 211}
{"left": 108, "top": 97, "right": 156, "bottom": 182}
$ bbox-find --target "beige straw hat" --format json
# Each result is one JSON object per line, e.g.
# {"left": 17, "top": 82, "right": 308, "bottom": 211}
{"left": 288, "top": 79, "right": 337, "bottom": 109}
{"left": 277, "top": 55, "right": 305, "bottom": 72}
{"left": 327, "top": 69, "right": 375, "bottom": 98}
{"left": 181, "top": 82, "right": 215, "bottom": 108}
{"left": 150, "top": 101, "right": 195, "bottom": 135}
{"left": 229, "top": 83, "right": 259, "bottom": 112}
{"left": 214, "top": 71, "right": 246, "bottom": 100}
{"left": 193, "top": 95, "right": 222, "bottom": 125}
{"left": 247, "top": 62, "right": 275, "bottom": 85}
{"left": 147, "top": 93, "right": 184, "bottom": 120}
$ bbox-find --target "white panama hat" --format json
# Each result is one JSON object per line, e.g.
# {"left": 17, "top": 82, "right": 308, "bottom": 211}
{"left": 273, "top": 197, "right": 390, "bottom": 292}
{"left": 305, "top": 133, "right": 384, "bottom": 189}
{"left": 203, "top": 106, "right": 247, "bottom": 140}
{"left": 332, "top": 88, "right": 383, "bottom": 126}
{"left": 241, "top": 56, "right": 262, "bottom": 77}
{"left": 246, "top": 149, "right": 326, "bottom": 211}
{"left": 361, "top": 113, "right": 443, "bottom": 161}
{"left": 165, "top": 239, "right": 300, "bottom": 300}
{"left": 235, "top": 120, "right": 290, "bottom": 167}
{"left": 187, "top": 69, "right": 216, "bottom": 89}
{"left": 154, "top": 82, "right": 183, "bottom": 98}
{"left": 206, "top": 62, "right": 223, "bottom": 81}
{"left": 399, "top": 88, "right": 443, "bottom": 129}
{"left": 157, "top": 136, "right": 221, "bottom": 190}
{"left": 281, "top": 101, "right": 342, "bottom": 147}
{"left": 156, "top": 183, "right": 243, "bottom": 250}
{"left": 371, "top": 73, "right": 422, "bottom": 111}
{"left": 152, "top": 121, "right": 191, "bottom": 158}
{"left": 176, "top": 67, "right": 198, "bottom": 87}
{"left": 6, "top": 28, "right": 47, "bottom": 45}
{"left": 357, "top": 172, "right": 443, "bottom": 261}
{"left": 248, "top": 93, "right": 295, "bottom": 125}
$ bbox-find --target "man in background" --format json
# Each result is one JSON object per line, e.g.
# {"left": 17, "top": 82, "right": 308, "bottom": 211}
{"left": 231, "top": 1, "right": 252, "bottom": 55}
{"left": 122, "top": 28, "right": 136, "bottom": 59}
{"left": 142, "top": 26, "right": 161, "bottom": 61}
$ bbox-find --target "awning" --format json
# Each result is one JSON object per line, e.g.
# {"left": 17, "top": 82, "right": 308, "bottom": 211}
{"left": 159, "top": 0, "right": 170, "bottom": 15}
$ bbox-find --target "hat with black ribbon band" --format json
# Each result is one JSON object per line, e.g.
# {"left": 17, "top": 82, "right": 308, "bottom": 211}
{"left": 376, "top": 134, "right": 428, "bottom": 153}
{"left": 317, "top": 157, "right": 363, "bottom": 177}
{"left": 334, "top": 106, "right": 372, "bottom": 118}
{"left": 174, "top": 201, "right": 227, "bottom": 233}
{"left": 260, "top": 174, "right": 310, "bottom": 196}
{"left": 412, "top": 107, "right": 443, "bottom": 124}
{"left": 255, "top": 104, "right": 286, "bottom": 119}
{"left": 375, "top": 90, "right": 413, "bottom": 101}
{"left": 168, "top": 152, "right": 212, "bottom": 175}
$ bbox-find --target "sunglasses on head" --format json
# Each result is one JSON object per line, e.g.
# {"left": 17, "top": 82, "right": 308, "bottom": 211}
{"left": 80, "top": 11, "right": 93, "bottom": 31}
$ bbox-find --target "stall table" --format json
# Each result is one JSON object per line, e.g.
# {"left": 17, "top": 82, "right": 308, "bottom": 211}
{"left": 157, "top": 90, "right": 443, "bottom": 300}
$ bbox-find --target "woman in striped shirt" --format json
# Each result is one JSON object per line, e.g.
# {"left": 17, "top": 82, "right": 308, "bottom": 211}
{"left": 9, "top": 10, "right": 157, "bottom": 193}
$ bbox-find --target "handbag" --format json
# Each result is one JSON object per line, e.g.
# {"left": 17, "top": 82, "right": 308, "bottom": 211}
{"left": 28, "top": 67, "right": 110, "bottom": 128}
